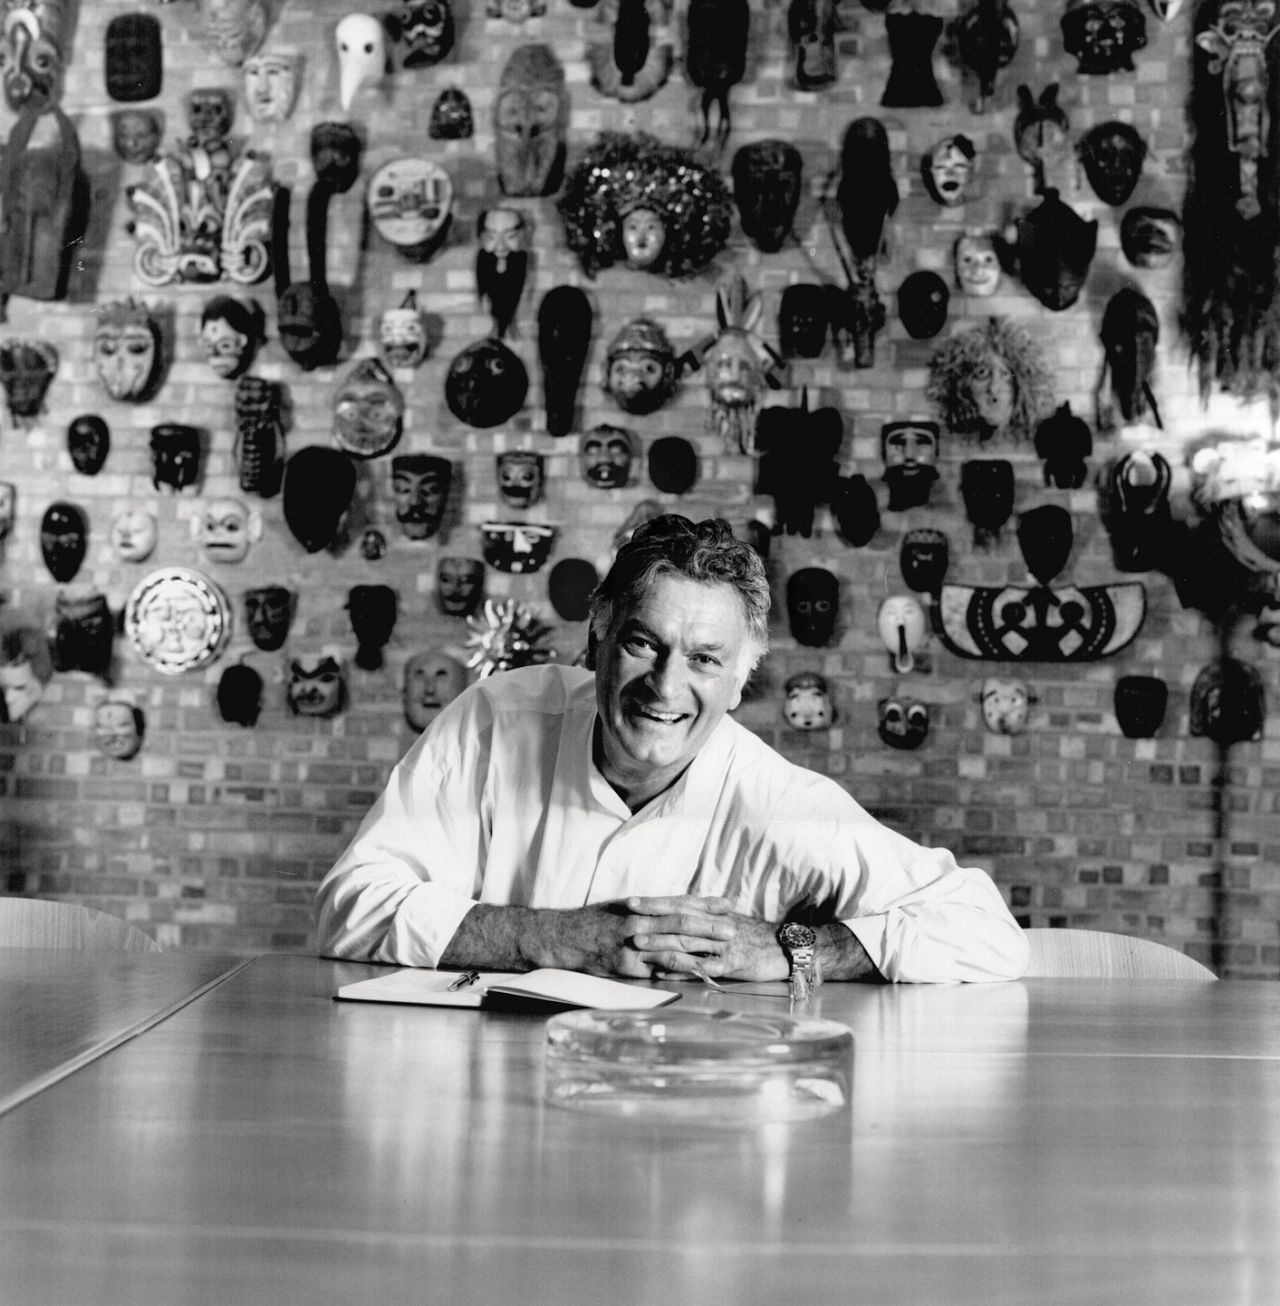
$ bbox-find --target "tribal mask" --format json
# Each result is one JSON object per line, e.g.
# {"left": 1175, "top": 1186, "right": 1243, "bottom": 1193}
{"left": 1061, "top": 0, "right": 1147, "bottom": 75}
{"left": 392, "top": 0, "right": 454, "bottom": 68}
{"left": 68, "top": 415, "right": 109, "bottom": 476}
{"left": 580, "top": 425, "right": 635, "bottom": 489}
{"left": 200, "top": 0, "right": 268, "bottom": 66}
{"left": 333, "top": 359, "right": 404, "bottom": 459}
{"left": 1120, "top": 206, "right": 1181, "bottom": 269}
{"left": 897, "top": 271, "right": 949, "bottom": 341}
{"left": 436, "top": 556, "right": 484, "bottom": 617}
{"left": 900, "top": 528, "right": 950, "bottom": 595}
{"left": 200, "top": 295, "right": 262, "bottom": 380}
{"left": 1034, "top": 403, "right": 1093, "bottom": 490}
{"left": 1099, "top": 287, "right": 1160, "bottom": 428}
{"left": 392, "top": 454, "right": 452, "bottom": 541}
{"left": 1, "top": 0, "right": 70, "bottom": 110}
{"left": 244, "top": 585, "right": 293, "bottom": 651}
{"left": 877, "top": 595, "right": 927, "bottom": 674}
{"left": 0, "top": 340, "right": 56, "bottom": 419}
{"left": 445, "top": 338, "right": 528, "bottom": 428}
{"left": 1114, "top": 674, "right": 1168, "bottom": 739}
{"left": 922, "top": 135, "right": 976, "bottom": 206}
{"left": 242, "top": 50, "right": 299, "bottom": 122}
{"left": 111, "top": 109, "right": 161, "bottom": 164}
{"left": 494, "top": 44, "right": 568, "bottom": 197}
{"left": 538, "top": 285, "right": 593, "bottom": 438}
{"left": 430, "top": 86, "right": 472, "bottom": 138}
{"left": 788, "top": 0, "right": 838, "bottom": 90}
{"left": 1079, "top": 121, "right": 1148, "bottom": 206}
{"left": 95, "top": 301, "right": 161, "bottom": 401}
{"left": 52, "top": 592, "right": 113, "bottom": 677}
{"left": 878, "top": 697, "right": 930, "bottom": 750}
{"left": 347, "top": 585, "right": 398, "bottom": 671}
{"left": 218, "top": 664, "right": 263, "bottom": 727}
{"left": 961, "top": 459, "right": 1015, "bottom": 549}
{"left": 1013, "top": 83, "right": 1070, "bottom": 193}
{"left": 881, "top": 420, "right": 941, "bottom": 512}
{"left": 378, "top": 291, "right": 430, "bottom": 369}
{"left": 151, "top": 424, "right": 201, "bottom": 493}
{"left": 783, "top": 671, "right": 834, "bottom": 731}
{"left": 496, "top": 451, "right": 545, "bottom": 509}
{"left": 287, "top": 654, "right": 346, "bottom": 718}
{"left": 604, "top": 318, "right": 678, "bottom": 415}
{"left": 95, "top": 699, "right": 144, "bottom": 761}
{"left": 476, "top": 207, "right": 530, "bottom": 338}
{"left": 110, "top": 509, "right": 157, "bottom": 563}
{"left": 732, "top": 139, "right": 803, "bottom": 254}
{"left": 786, "top": 567, "right": 838, "bottom": 647}
{"left": 779, "top": 284, "right": 828, "bottom": 359}
{"left": 40, "top": 501, "right": 86, "bottom": 583}
{"left": 481, "top": 522, "right": 558, "bottom": 575}
{"left": 193, "top": 497, "right": 262, "bottom": 565}
{"left": 234, "top": 376, "right": 284, "bottom": 498}
{"left": 402, "top": 651, "right": 467, "bottom": 730}
{"left": 282, "top": 446, "right": 355, "bottom": 553}
{"left": 981, "top": 677, "right": 1032, "bottom": 735}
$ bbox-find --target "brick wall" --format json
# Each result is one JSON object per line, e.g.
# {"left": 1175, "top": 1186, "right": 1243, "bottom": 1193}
{"left": 1, "top": 0, "right": 1277, "bottom": 975}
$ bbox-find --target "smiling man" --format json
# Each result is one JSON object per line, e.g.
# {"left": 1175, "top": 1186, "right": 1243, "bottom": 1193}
{"left": 315, "top": 516, "right": 1027, "bottom": 983}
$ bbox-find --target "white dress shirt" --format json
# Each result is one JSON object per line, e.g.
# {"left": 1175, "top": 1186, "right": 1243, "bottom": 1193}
{"left": 315, "top": 665, "right": 1028, "bottom": 982}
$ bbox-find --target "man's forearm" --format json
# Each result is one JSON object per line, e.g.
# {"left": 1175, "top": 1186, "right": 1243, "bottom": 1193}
{"left": 816, "top": 922, "right": 884, "bottom": 982}
{"left": 438, "top": 903, "right": 554, "bottom": 971}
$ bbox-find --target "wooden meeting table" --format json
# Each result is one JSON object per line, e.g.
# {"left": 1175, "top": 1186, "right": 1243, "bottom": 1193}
{"left": 1, "top": 952, "right": 1277, "bottom": 1306}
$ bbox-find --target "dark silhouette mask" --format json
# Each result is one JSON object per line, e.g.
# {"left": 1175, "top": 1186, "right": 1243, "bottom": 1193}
{"left": 537, "top": 286, "right": 593, "bottom": 437}
{"left": 779, "top": 284, "right": 829, "bottom": 358}
{"left": 1079, "top": 121, "right": 1147, "bottom": 206}
{"left": 1034, "top": 403, "right": 1093, "bottom": 490}
{"left": 41, "top": 501, "right": 87, "bottom": 583}
{"left": 1114, "top": 674, "right": 1167, "bottom": 739}
{"left": 732, "top": 139, "right": 803, "bottom": 253}
{"left": 900, "top": 528, "right": 950, "bottom": 594}
{"left": 283, "top": 447, "right": 356, "bottom": 552}
{"left": 150, "top": 425, "right": 201, "bottom": 492}
{"left": 786, "top": 567, "right": 838, "bottom": 646}
{"left": 1016, "top": 505, "right": 1074, "bottom": 586}
{"left": 347, "top": 585, "right": 398, "bottom": 671}
{"left": 961, "top": 459, "right": 1015, "bottom": 549}
{"left": 244, "top": 586, "right": 294, "bottom": 651}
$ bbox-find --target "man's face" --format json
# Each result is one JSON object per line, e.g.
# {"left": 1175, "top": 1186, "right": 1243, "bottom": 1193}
{"left": 594, "top": 574, "right": 750, "bottom": 800}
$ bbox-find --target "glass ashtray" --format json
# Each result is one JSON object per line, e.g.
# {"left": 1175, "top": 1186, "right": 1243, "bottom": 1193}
{"left": 543, "top": 1009, "right": 853, "bottom": 1125}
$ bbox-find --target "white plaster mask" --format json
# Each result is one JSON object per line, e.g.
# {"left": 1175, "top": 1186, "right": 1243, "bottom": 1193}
{"left": 191, "top": 497, "right": 262, "bottom": 564}
{"left": 877, "top": 595, "right": 927, "bottom": 674}
{"left": 242, "top": 51, "right": 300, "bottom": 122}
{"left": 954, "top": 234, "right": 1001, "bottom": 297}
{"left": 335, "top": 13, "right": 385, "bottom": 111}
{"left": 111, "top": 510, "right": 158, "bottom": 563}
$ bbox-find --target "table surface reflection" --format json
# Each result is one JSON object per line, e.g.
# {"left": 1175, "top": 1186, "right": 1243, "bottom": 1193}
{"left": 1, "top": 954, "right": 1278, "bottom": 1306}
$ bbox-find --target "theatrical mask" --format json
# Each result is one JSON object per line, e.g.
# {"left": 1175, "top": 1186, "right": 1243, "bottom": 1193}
{"left": 111, "top": 109, "right": 162, "bottom": 164}
{"left": 604, "top": 319, "right": 678, "bottom": 415}
{"left": 94, "top": 700, "right": 144, "bottom": 761}
{"left": 878, "top": 697, "right": 930, "bottom": 750}
{"left": 335, "top": 13, "right": 386, "bottom": 112}
{"left": 244, "top": 585, "right": 293, "bottom": 651}
{"left": 481, "top": 521, "right": 558, "bottom": 574}
{"left": 1079, "top": 122, "right": 1147, "bottom": 206}
{"left": 378, "top": 291, "right": 429, "bottom": 370}
{"left": 241, "top": 51, "right": 299, "bottom": 122}
{"left": 878, "top": 595, "right": 927, "bottom": 674}
{"left": 1013, "top": 84, "right": 1070, "bottom": 192}
{"left": 287, "top": 655, "right": 346, "bottom": 718}
{"left": 1061, "top": 0, "right": 1147, "bottom": 75}
{"left": 732, "top": 140, "right": 804, "bottom": 254}
{"left": 393, "top": 0, "right": 455, "bottom": 68}
{"left": 151, "top": 425, "right": 201, "bottom": 493}
{"left": 0, "top": 0, "right": 71, "bottom": 109}
{"left": 967, "top": 353, "right": 1017, "bottom": 438}
{"left": 333, "top": 359, "right": 404, "bottom": 459}
{"left": 1099, "top": 287, "right": 1160, "bottom": 428}
{"left": 436, "top": 556, "right": 484, "bottom": 617}
{"left": 368, "top": 158, "right": 452, "bottom": 261}
{"left": 110, "top": 510, "right": 158, "bottom": 563}
{"left": 402, "top": 651, "right": 467, "bottom": 730}
{"left": 954, "top": 235, "right": 1001, "bottom": 297}
{"left": 786, "top": 567, "right": 838, "bottom": 647}
{"left": 476, "top": 208, "right": 530, "bottom": 339}
{"left": 186, "top": 86, "right": 234, "bottom": 148}
{"left": 783, "top": 672, "right": 834, "bottom": 731}
{"left": 392, "top": 454, "right": 452, "bottom": 541}
{"left": 0, "top": 482, "right": 14, "bottom": 541}
{"left": 580, "top": 426, "right": 635, "bottom": 489}
{"left": 40, "top": 502, "right": 87, "bottom": 583}
{"left": 0, "top": 341, "right": 56, "bottom": 419}
{"left": 68, "top": 415, "right": 110, "bottom": 476}
{"left": 900, "top": 528, "right": 950, "bottom": 595}
{"left": 446, "top": 338, "right": 529, "bottom": 428}
{"left": 430, "top": 87, "right": 473, "bottom": 139}
{"left": 922, "top": 136, "right": 976, "bottom": 207}
{"left": 494, "top": 44, "right": 569, "bottom": 198}
{"left": 882, "top": 421, "right": 941, "bottom": 512}
{"left": 496, "top": 451, "right": 545, "bottom": 509}
{"left": 1120, "top": 206, "right": 1181, "bottom": 270}
{"left": 95, "top": 301, "right": 161, "bottom": 402}
{"left": 779, "top": 285, "right": 828, "bottom": 359}
{"left": 218, "top": 664, "right": 263, "bottom": 727}
{"left": 981, "top": 677, "right": 1032, "bottom": 735}
{"left": 311, "top": 121, "right": 361, "bottom": 194}
{"left": 192, "top": 497, "right": 262, "bottom": 564}
{"left": 347, "top": 585, "right": 398, "bottom": 671}
{"left": 53, "top": 592, "right": 113, "bottom": 676}
{"left": 104, "top": 12, "right": 162, "bottom": 104}
{"left": 200, "top": 296, "right": 262, "bottom": 380}
{"left": 619, "top": 205, "right": 667, "bottom": 271}
{"left": 199, "top": 0, "right": 268, "bottom": 66}
{"left": 897, "top": 271, "right": 949, "bottom": 341}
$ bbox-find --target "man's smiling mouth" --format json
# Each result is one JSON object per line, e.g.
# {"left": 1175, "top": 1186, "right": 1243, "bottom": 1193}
{"left": 631, "top": 705, "right": 688, "bottom": 725}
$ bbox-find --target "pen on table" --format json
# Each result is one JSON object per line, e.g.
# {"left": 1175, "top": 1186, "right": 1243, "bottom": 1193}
{"left": 447, "top": 969, "right": 481, "bottom": 991}
{"left": 691, "top": 961, "right": 724, "bottom": 991}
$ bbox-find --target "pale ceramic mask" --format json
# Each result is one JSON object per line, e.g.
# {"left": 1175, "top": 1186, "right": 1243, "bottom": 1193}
{"left": 620, "top": 206, "right": 667, "bottom": 270}
{"left": 335, "top": 13, "right": 385, "bottom": 111}
{"left": 877, "top": 595, "right": 927, "bottom": 674}
{"left": 783, "top": 672, "right": 834, "bottom": 730}
{"left": 926, "top": 136, "right": 975, "bottom": 206}
{"left": 981, "top": 676, "right": 1031, "bottom": 734}
{"left": 242, "top": 51, "right": 300, "bottom": 121}
{"left": 402, "top": 651, "right": 467, "bottom": 730}
{"left": 954, "top": 234, "right": 1001, "bottom": 297}
{"left": 111, "top": 510, "right": 158, "bottom": 563}
{"left": 379, "top": 292, "right": 429, "bottom": 369}
{"left": 95, "top": 699, "right": 144, "bottom": 760}
{"left": 192, "top": 497, "right": 262, "bottom": 564}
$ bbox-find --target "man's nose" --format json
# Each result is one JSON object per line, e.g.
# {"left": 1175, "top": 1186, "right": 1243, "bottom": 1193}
{"left": 647, "top": 654, "right": 686, "bottom": 699}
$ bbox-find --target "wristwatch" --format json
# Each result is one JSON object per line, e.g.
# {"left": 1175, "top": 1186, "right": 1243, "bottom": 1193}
{"left": 777, "top": 922, "right": 822, "bottom": 1002}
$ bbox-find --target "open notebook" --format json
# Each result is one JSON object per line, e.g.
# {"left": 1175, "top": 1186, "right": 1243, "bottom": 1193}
{"left": 335, "top": 967, "right": 681, "bottom": 1012}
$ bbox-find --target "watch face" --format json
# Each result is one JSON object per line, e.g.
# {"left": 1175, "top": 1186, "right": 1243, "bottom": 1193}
{"left": 778, "top": 922, "right": 817, "bottom": 951}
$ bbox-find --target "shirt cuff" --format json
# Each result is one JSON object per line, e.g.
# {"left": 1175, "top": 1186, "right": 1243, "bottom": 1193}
{"left": 382, "top": 884, "right": 479, "bottom": 969}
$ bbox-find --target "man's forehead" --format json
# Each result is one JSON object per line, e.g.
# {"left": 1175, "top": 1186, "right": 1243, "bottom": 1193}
{"left": 618, "top": 576, "right": 748, "bottom": 637}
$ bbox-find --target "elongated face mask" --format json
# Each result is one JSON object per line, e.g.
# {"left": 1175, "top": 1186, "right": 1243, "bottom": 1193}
{"left": 786, "top": 567, "right": 838, "bottom": 646}
{"left": 877, "top": 595, "right": 927, "bottom": 674}
{"left": 95, "top": 302, "right": 160, "bottom": 401}
{"left": 378, "top": 292, "right": 429, "bottom": 369}
{"left": 245, "top": 585, "right": 293, "bottom": 651}
{"left": 40, "top": 501, "right": 87, "bottom": 582}
{"left": 335, "top": 13, "right": 385, "bottom": 111}
{"left": 403, "top": 651, "right": 467, "bottom": 729}
{"left": 242, "top": 51, "right": 299, "bottom": 122}
{"left": 494, "top": 43, "right": 568, "bottom": 197}
{"left": 436, "top": 556, "right": 484, "bottom": 616}
{"left": 392, "top": 454, "right": 452, "bottom": 540}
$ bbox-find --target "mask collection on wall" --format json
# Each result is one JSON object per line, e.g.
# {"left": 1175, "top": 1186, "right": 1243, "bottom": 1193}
{"left": 0, "top": 1, "right": 1259, "bottom": 763}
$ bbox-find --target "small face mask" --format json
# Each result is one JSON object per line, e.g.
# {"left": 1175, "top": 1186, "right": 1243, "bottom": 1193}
{"left": 53, "top": 593, "right": 114, "bottom": 677}
{"left": 40, "top": 502, "right": 87, "bottom": 583}
{"left": 604, "top": 319, "right": 679, "bottom": 415}
{"left": 333, "top": 359, "right": 404, "bottom": 458}
{"left": 0, "top": 656, "right": 46, "bottom": 723}
{"left": 95, "top": 302, "right": 161, "bottom": 401}
{"left": 786, "top": 567, "right": 838, "bottom": 647}
{"left": 378, "top": 291, "right": 429, "bottom": 369}
{"left": 392, "top": 455, "right": 452, "bottom": 540}
{"left": 347, "top": 585, "right": 398, "bottom": 671}
{"left": 897, "top": 272, "right": 949, "bottom": 341}
{"left": 1120, "top": 206, "right": 1181, "bottom": 270}
{"left": 193, "top": 497, "right": 262, "bottom": 565}
{"left": 493, "top": 43, "right": 569, "bottom": 198}
{"left": 1114, "top": 674, "right": 1167, "bottom": 739}
{"left": 110, "top": 510, "right": 158, "bottom": 563}
{"left": 244, "top": 585, "right": 294, "bottom": 651}
{"left": 481, "top": 521, "right": 557, "bottom": 574}
{"left": 398, "top": 1, "right": 456, "bottom": 68}
{"left": 900, "top": 528, "right": 950, "bottom": 594}
{"left": 1061, "top": 0, "right": 1147, "bottom": 75}
{"left": 287, "top": 655, "right": 346, "bottom": 718}
{"left": 430, "top": 85, "right": 472, "bottom": 137}
{"left": 335, "top": 13, "right": 386, "bottom": 111}
{"left": 68, "top": 415, "right": 110, "bottom": 476}
{"left": 619, "top": 206, "right": 667, "bottom": 270}
{"left": 954, "top": 235, "right": 1001, "bottom": 297}
{"left": 923, "top": 135, "right": 975, "bottom": 206}
{"left": 778, "top": 284, "right": 829, "bottom": 359}
{"left": 783, "top": 672, "right": 834, "bottom": 730}
{"left": 732, "top": 139, "right": 804, "bottom": 254}
{"left": 218, "top": 664, "right": 264, "bottom": 727}
{"left": 878, "top": 595, "right": 927, "bottom": 674}
{"left": 403, "top": 651, "right": 467, "bottom": 730}
{"left": 200, "top": 297, "right": 261, "bottom": 379}
{"left": 878, "top": 697, "right": 930, "bottom": 750}
{"left": 881, "top": 420, "right": 941, "bottom": 512}
{"left": 186, "top": 87, "right": 234, "bottom": 145}
{"left": 95, "top": 700, "right": 144, "bottom": 761}
{"left": 436, "top": 556, "right": 484, "bottom": 616}
{"left": 445, "top": 338, "right": 528, "bottom": 428}
{"left": 1079, "top": 121, "right": 1147, "bottom": 206}
{"left": 579, "top": 426, "right": 635, "bottom": 489}
{"left": 200, "top": 0, "right": 268, "bottom": 66}
{"left": 496, "top": 451, "right": 545, "bottom": 509}
{"left": 111, "top": 109, "right": 162, "bottom": 164}
{"left": 242, "top": 51, "right": 300, "bottom": 122}
{"left": 981, "top": 677, "right": 1031, "bottom": 735}
{"left": 151, "top": 425, "right": 201, "bottom": 493}
{"left": 361, "top": 528, "right": 387, "bottom": 561}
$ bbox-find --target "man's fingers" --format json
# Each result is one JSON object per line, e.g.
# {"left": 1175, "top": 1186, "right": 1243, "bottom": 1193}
{"left": 632, "top": 932, "right": 726, "bottom": 955}
{"left": 626, "top": 895, "right": 736, "bottom": 916}
{"left": 631, "top": 913, "right": 735, "bottom": 944}
{"left": 635, "top": 948, "right": 715, "bottom": 976}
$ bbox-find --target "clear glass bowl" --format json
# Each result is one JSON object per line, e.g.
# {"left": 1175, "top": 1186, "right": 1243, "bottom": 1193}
{"left": 543, "top": 1009, "right": 853, "bottom": 1125}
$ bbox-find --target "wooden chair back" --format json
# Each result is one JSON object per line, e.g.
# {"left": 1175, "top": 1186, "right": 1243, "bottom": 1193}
{"left": 0, "top": 898, "right": 161, "bottom": 952}
{"left": 1024, "top": 928, "right": 1215, "bottom": 980}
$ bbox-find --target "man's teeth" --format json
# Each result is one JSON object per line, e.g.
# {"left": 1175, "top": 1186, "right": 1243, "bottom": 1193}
{"left": 637, "top": 707, "right": 684, "bottom": 722}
